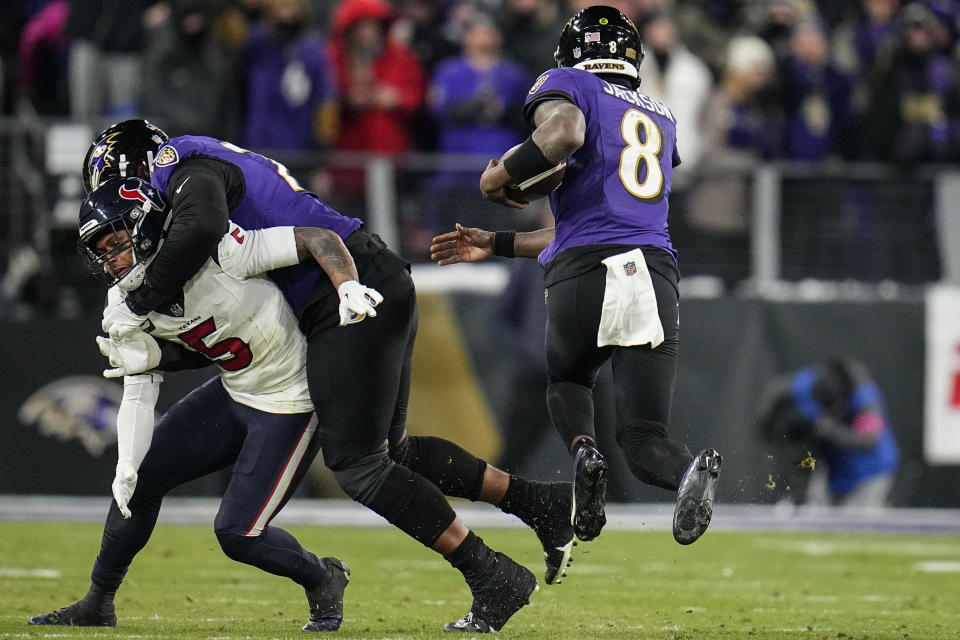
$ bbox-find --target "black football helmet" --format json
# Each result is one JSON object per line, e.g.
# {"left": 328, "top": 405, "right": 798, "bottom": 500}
{"left": 82, "top": 119, "right": 169, "bottom": 194}
{"left": 78, "top": 177, "right": 171, "bottom": 285}
{"left": 554, "top": 6, "right": 645, "bottom": 87}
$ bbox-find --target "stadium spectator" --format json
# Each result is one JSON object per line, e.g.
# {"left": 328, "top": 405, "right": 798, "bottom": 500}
{"left": 80, "top": 120, "right": 574, "bottom": 633}
{"left": 691, "top": 35, "right": 783, "bottom": 234}
{"left": 327, "top": 0, "right": 426, "bottom": 155}
{"left": 325, "top": 0, "right": 426, "bottom": 204}
{"left": 669, "top": 0, "right": 746, "bottom": 77}
{"left": 858, "top": 2, "right": 960, "bottom": 163}
{"left": 781, "top": 18, "right": 856, "bottom": 160}
{"left": 393, "top": 0, "right": 461, "bottom": 74}
{"left": 65, "top": 0, "right": 156, "bottom": 119}
{"left": 497, "top": 0, "right": 567, "bottom": 81}
{"left": 832, "top": 0, "right": 902, "bottom": 78}
{"left": 637, "top": 9, "right": 713, "bottom": 180}
{"left": 422, "top": 16, "right": 528, "bottom": 232}
{"left": 756, "top": 0, "right": 806, "bottom": 69}
{"left": 431, "top": 6, "right": 723, "bottom": 550}
{"left": 142, "top": 0, "right": 240, "bottom": 140}
{"left": 756, "top": 358, "right": 900, "bottom": 507}
{"left": 429, "top": 17, "right": 527, "bottom": 158}
{"left": 16, "top": 0, "right": 70, "bottom": 115}
{"left": 240, "top": 0, "right": 337, "bottom": 151}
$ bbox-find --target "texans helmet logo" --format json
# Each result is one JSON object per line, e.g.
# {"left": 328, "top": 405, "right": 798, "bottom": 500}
{"left": 118, "top": 182, "right": 164, "bottom": 211}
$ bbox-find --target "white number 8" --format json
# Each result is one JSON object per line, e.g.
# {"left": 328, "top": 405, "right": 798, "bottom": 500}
{"left": 618, "top": 109, "right": 664, "bottom": 200}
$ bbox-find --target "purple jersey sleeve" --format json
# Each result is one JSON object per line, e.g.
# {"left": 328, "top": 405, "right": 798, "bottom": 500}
{"left": 521, "top": 68, "right": 680, "bottom": 266}
{"left": 152, "top": 136, "right": 363, "bottom": 315}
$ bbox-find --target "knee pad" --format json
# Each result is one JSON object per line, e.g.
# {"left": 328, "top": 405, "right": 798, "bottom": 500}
{"left": 389, "top": 436, "right": 486, "bottom": 501}
{"left": 333, "top": 450, "right": 455, "bottom": 546}
{"left": 330, "top": 449, "right": 394, "bottom": 503}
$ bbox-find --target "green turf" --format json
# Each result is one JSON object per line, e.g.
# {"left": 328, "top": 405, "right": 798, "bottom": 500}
{"left": 1, "top": 521, "right": 958, "bottom": 639}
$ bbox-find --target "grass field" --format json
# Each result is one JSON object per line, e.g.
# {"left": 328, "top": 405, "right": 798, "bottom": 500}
{"left": 2, "top": 521, "right": 958, "bottom": 639}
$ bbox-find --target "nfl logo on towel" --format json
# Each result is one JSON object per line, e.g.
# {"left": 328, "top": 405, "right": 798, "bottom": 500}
{"left": 623, "top": 261, "right": 637, "bottom": 276}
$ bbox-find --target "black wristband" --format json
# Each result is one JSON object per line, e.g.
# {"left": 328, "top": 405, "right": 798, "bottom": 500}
{"left": 492, "top": 230, "right": 517, "bottom": 258}
{"left": 501, "top": 135, "right": 556, "bottom": 184}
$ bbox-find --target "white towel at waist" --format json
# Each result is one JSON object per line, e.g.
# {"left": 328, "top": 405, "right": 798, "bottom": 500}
{"left": 597, "top": 248, "right": 664, "bottom": 348}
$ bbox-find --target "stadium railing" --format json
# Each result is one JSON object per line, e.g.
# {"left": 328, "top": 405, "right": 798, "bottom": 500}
{"left": 1, "top": 116, "right": 958, "bottom": 308}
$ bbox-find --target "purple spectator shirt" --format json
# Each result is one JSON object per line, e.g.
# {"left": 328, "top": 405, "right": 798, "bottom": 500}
{"left": 430, "top": 57, "right": 530, "bottom": 155}
{"left": 522, "top": 68, "right": 680, "bottom": 266}
{"left": 151, "top": 135, "right": 362, "bottom": 315}
{"left": 242, "top": 26, "right": 335, "bottom": 151}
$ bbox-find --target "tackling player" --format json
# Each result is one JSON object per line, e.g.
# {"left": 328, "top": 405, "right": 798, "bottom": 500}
{"left": 78, "top": 122, "right": 575, "bottom": 633}
{"left": 31, "top": 177, "right": 359, "bottom": 631}
{"left": 430, "top": 5, "right": 723, "bottom": 548}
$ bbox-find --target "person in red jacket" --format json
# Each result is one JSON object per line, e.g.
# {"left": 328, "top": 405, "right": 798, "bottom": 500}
{"left": 327, "top": 0, "right": 426, "bottom": 157}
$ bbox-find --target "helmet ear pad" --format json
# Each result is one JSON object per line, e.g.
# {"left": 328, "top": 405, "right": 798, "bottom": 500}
{"left": 82, "top": 119, "right": 169, "bottom": 194}
{"left": 554, "top": 6, "right": 645, "bottom": 85}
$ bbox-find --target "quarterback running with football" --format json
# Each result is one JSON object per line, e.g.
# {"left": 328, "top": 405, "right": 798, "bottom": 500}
{"left": 431, "top": 5, "right": 723, "bottom": 549}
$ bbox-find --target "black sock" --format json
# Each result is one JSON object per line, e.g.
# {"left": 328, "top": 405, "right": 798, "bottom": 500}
{"left": 445, "top": 531, "right": 493, "bottom": 586}
{"left": 79, "top": 583, "right": 116, "bottom": 616}
{"left": 498, "top": 475, "right": 531, "bottom": 516}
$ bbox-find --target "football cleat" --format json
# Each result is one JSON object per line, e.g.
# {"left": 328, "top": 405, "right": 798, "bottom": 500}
{"left": 443, "top": 611, "right": 494, "bottom": 633}
{"left": 673, "top": 448, "right": 723, "bottom": 545}
{"left": 571, "top": 440, "right": 608, "bottom": 542}
{"left": 525, "top": 482, "right": 576, "bottom": 584}
{"left": 302, "top": 557, "right": 350, "bottom": 632}
{"left": 29, "top": 599, "right": 117, "bottom": 627}
{"left": 443, "top": 552, "right": 538, "bottom": 633}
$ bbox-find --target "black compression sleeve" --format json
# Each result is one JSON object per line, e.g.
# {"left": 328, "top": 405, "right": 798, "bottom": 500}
{"left": 125, "top": 159, "right": 236, "bottom": 314}
{"left": 157, "top": 340, "right": 212, "bottom": 372}
{"left": 501, "top": 135, "right": 555, "bottom": 184}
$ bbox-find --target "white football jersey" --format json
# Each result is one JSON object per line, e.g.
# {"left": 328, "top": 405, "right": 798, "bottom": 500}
{"left": 108, "top": 224, "right": 312, "bottom": 414}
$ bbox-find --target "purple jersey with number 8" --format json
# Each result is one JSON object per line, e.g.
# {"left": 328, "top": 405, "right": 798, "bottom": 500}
{"left": 522, "top": 67, "right": 680, "bottom": 266}
{"left": 150, "top": 135, "right": 362, "bottom": 315}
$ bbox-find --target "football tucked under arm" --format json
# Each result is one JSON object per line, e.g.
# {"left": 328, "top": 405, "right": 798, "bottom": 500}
{"left": 500, "top": 144, "right": 566, "bottom": 203}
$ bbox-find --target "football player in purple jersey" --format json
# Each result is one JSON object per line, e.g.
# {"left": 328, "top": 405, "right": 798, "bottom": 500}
{"left": 431, "top": 5, "right": 723, "bottom": 548}
{"left": 79, "top": 119, "right": 576, "bottom": 633}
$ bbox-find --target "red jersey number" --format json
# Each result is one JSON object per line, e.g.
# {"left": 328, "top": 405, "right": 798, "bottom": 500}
{"left": 179, "top": 318, "right": 252, "bottom": 372}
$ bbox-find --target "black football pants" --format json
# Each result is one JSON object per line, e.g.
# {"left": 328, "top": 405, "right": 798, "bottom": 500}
{"left": 544, "top": 253, "right": 693, "bottom": 490}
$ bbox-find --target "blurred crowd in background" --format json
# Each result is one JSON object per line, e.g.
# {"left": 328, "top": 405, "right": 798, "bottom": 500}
{"left": 1, "top": 0, "right": 959, "bottom": 316}
{"left": 5, "top": 0, "right": 960, "bottom": 164}
{"left": 6, "top": 0, "right": 960, "bottom": 162}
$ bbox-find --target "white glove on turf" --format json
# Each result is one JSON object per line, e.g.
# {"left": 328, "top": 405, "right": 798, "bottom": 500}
{"left": 337, "top": 280, "right": 384, "bottom": 326}
{"left": 112, "top": 459, "right": 139, "bottom": 519}
{"left": 97, "top": 333, "right": 162, "bottom": 378}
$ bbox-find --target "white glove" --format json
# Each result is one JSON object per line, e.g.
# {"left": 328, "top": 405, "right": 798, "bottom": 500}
{"left": 97, "top": 333, "right": 162, "bottom": 378}
{"left": 102, "top": 299, "right": 149, "bottom": 339}
{"left": 337, "top": 280, "right": 384, "bottom": 326}
{"left": 112, "top": 459, "right": 139, "bottom": 519}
